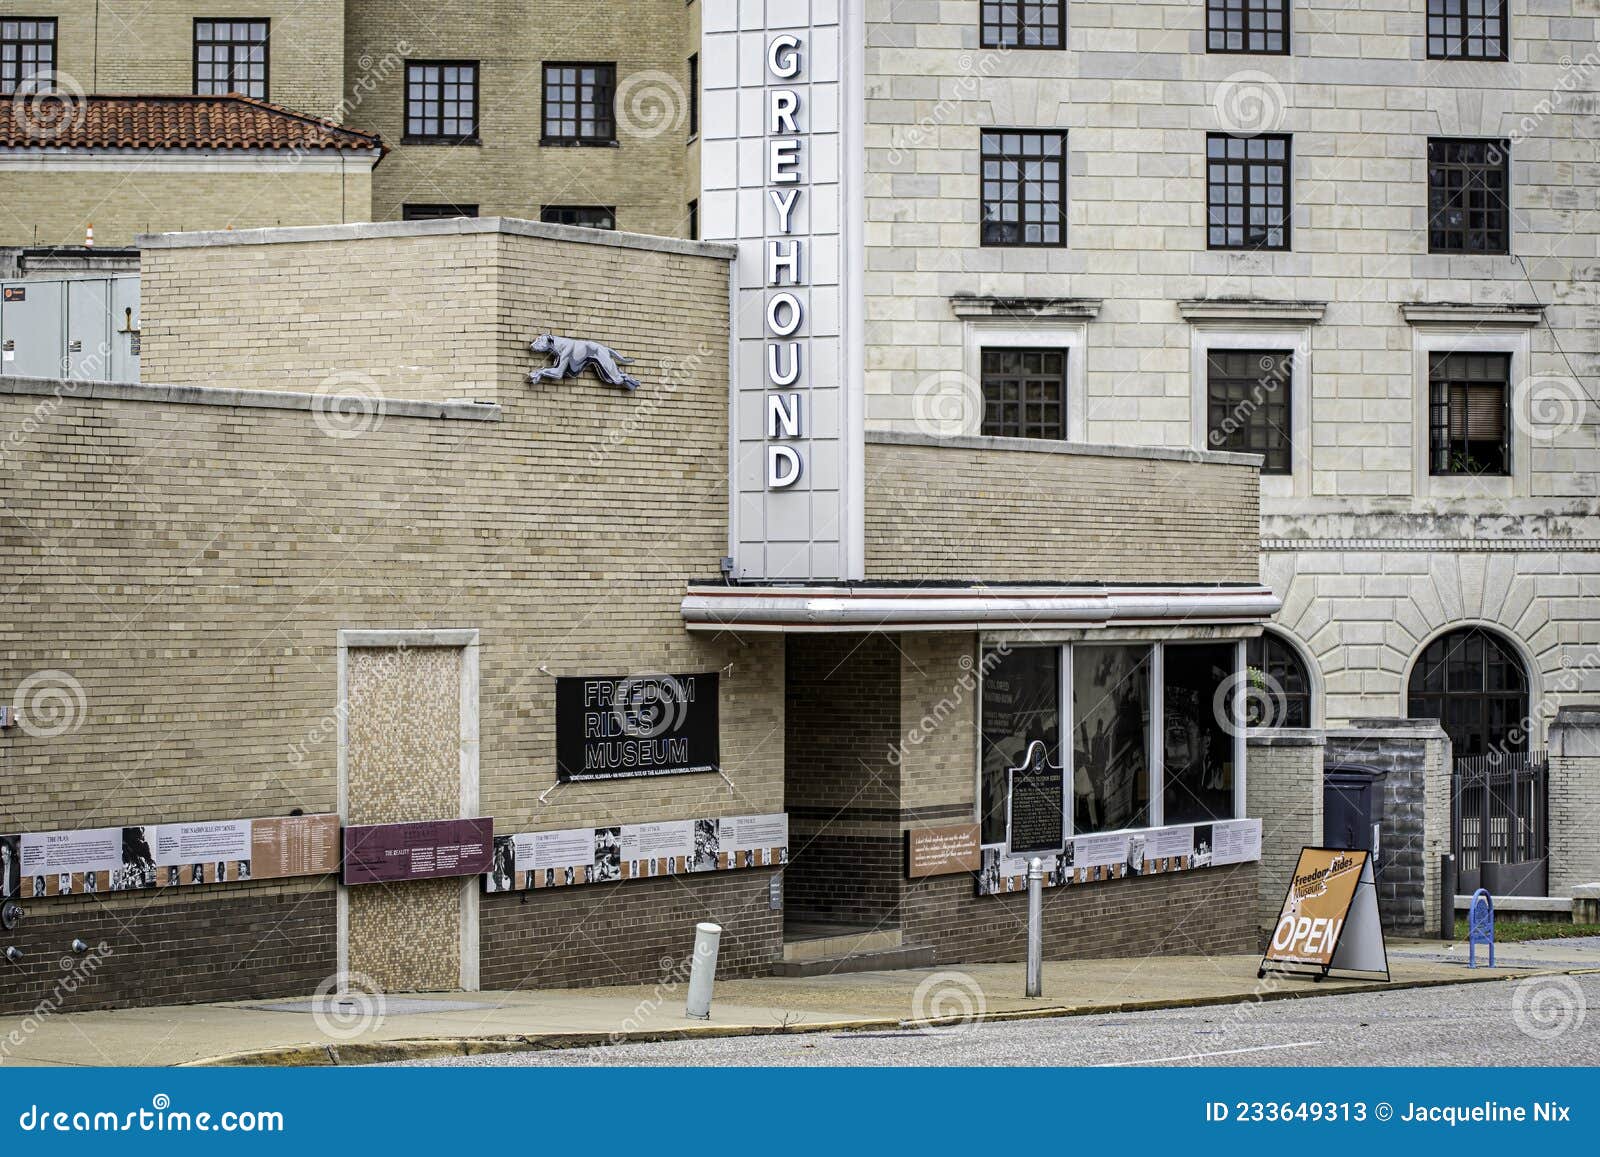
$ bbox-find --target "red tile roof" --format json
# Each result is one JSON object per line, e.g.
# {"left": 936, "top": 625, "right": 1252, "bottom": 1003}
{"left": 1, "top": 94, "right": 385, "bottom": 155}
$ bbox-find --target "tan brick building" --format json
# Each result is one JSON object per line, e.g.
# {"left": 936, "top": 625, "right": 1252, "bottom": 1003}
{"left": 0, "top": 217, "right": 1278, "bottom": 1011}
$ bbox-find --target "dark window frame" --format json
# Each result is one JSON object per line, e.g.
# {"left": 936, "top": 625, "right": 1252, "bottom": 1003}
{"left": 192, "top": 18, "right": 270, "bottom": 101}
{"left": 687, "top": 198, "right": 698, "bottom": 240}
{"left": 540, "top": 205, "right": 616, "bottom": 230}
{"left": 980, "top": 347, "right": 1069, "bottom": 441}
{"left": 979, "top": 1, "right": 1067, "bottom": 49}
{"left": 1206, "top": 132, "right": 1292, "bottom": 251}
{"left": 1428, "top": 350, "right": 1511, "bottom": 476}
{"left": 1407, "top": 627, "right": 1529, "bottom": 757}
{"left": 1206, "top": 348, "right": 1294, "bottom": 474}
{"left": 1427, "top": 0, "right": 1508, "bottom": 61}
{"left": 980, "top": 129, "right": 1068, "bottom": 248}
{"left": 1206, "top": 0, "right": 1291, "bottom": 55}
{"left": 687, "top": 52, "right": 698, "bottom": 138}
{"left": 541, "top": 61, "right": 617, "bottom": 146}
{"left": 1427, "top": 137, "right": 1510, "bottom": 255}
{"left": 401, "top": 203, "right": 479, "bottom": 221}
{"left": 0, "top": 16, "right": 56, "bottom": 96}
{"left": 1244, "top": 632, "right": 1313, "bottom": 728}
{"left": 403, "top": 60, "right": 480, "bottom": 144}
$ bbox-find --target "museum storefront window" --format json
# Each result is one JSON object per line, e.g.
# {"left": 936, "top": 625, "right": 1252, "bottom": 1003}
{"left": 980, "top": 639, "right": 1246, "bottom": 848}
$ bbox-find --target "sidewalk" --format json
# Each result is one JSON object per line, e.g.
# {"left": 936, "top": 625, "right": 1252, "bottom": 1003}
{"left": 5, "top": 939, "right": 1597, "bottom": 1067}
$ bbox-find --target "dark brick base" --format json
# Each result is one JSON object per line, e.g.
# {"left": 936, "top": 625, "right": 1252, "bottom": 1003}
{"left": 479, "top": 870, "right": 782, "bottom": 989}
{"left": 902, "top": 862, "right": 1261, "bottom": 964}
{"left": 0, "top": 883, "right": 336, "bottom": 1015}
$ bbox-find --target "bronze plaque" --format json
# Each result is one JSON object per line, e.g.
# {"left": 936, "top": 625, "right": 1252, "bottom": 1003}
{"left": 907, "top": 823, "right": 982, "bottom": 878}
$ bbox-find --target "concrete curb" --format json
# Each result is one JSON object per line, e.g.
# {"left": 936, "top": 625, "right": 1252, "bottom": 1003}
{"left": 185, "top": 964, "right": 1596, "bottom": 1067}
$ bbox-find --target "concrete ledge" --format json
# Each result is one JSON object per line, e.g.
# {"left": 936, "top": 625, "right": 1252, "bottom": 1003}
{"left": 865, "top": 428, "right": 1261, "bottom": 469}
{"left": 1454, "top": 894, "right": 1572, "bottom": 914}
{"left": 1177, "top": 298, "right": 1326, "bottom": 324}
{"left": 1246, "top": 728, "right": 1326, "bottom": 747}
{"left": 0, "top": 374, "right": 502, "bottom": 422}
{"left": 1400, "top": 302, "right": 1544, "bottom": 327}
{"left": 137, "top": 216, "right": 736, "bottom": 261}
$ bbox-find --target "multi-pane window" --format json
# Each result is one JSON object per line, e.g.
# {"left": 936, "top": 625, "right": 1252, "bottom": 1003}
{"left": 1206, "top": 0, "right": 1290, "bottom": 54}
{"left": 981, "top": 348, "right": 1068, "bottom": 440}
{"left": 402, "top": 204, "right": 478, "bottom": 220}
{"left": 405, "top": 62, "right": 478, "bottom": 142}
{"left": 1428, "top": 351, "right": 1510, "bottom": 475}
{"left": 1207, "top": 349, "right": 1293, "bottom": 474}
{"left": 1244, "top": 633, "right": 1313, "bottom": 728}
{"left": 542, "top": 63, "right": 615, "bottom": 145}
{"left": 1427, "top": 0, "right": 1507, "bottom": 60}
{"left": 980, "top": 130, "right": 1067, "bottom": 247}
{"left": 1428, "top": 138, "right": 1510, "bottom": 254}
{"left": 541, "top": 205, "right": 615, "bottom": 230}
{"left": 1, "top": 17, "right": 54, "bottom": 95}
{"left": 1206, "top": 133, "right": 1290, "bottom": 250}
{"left": 1407, "top": 627, "right": 1529, "bottom": 756}
{"left": 979, "top": 1, "right": 1066, "bottom": 48}
{"left": 193, "top": 20, "right": 269, "bottom": 100}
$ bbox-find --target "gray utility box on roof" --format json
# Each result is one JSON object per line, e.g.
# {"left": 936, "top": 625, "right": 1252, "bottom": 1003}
{"left": 1, "top": 274, "right": 140, "bottom": 382}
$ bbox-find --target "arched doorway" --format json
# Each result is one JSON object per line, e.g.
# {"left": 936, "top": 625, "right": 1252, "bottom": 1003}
{"left": 1406, "top": 627, "right": 1529, "bottom": 756}
{"left": 1245, "top": 630, "right": 1314, "bottom": 728}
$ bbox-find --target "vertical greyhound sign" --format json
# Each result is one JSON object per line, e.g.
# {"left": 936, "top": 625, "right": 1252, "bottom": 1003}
{"left": 765, "top": 33, "right": 805, "bottom": 493}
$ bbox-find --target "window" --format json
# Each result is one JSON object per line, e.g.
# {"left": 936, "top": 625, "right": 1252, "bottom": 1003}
{"left": 981, "top": 348, "right": 1067, "bottom": 440}
{"left": 687, "top": 199, "right": 698, "bottom": 240}
{"left": 1207, "top": 0, "right": 1290, "bottom": 54}
{"left": 1206, "top": 348, "right": 1293, "bottom": 473}
{"left": 1244, "top": 632, "right": 1313, "bottom": 728}
{"left": 1428, "top": 138, "right": 1509, "bottom": 254}
{"left": 979, "top": 1, "right": 1066, "bottom": 48}
{"left": 540, "top": 205, "right": 615, "bottom": 230}
{"left": 1, "top": 17, "right": 54, "bottom": 95}
{"left": 980, "top": 647, "right": 1061, "bottom": 845}
{"left": 193, "top": 19, "right": 269, "bottom": 100}
{"left": 1408, "top": 627, "right": 1528, "bottom": 756}
{"left": 542, "top": 62, "right": 615, "bottom": 145}
{"left": 405, "top": 61, "right": 478, "bottom": 142}
{"left": 980, "top": 130, "right": 1066, "bottom": 247}
{"left": 1427, "top": 0, "right": 1507, "bottom": 60}
{"left": 1073, "top": 645, "right": 1152, "bottom": 834}
{"left": 1206, "top": 133, "right": 1290, "bottom": 250}
{"left": 402, "top": 203, "right": 478, "bottom": 220}
{"left": 1162, "top": 644, "right": 1237, "bottom": 825}
{"left": 1428, "top": 351, "right": 1510, "bottom": 475}
{"left": 687, "top": 52, "right": 698, "bottom": 137}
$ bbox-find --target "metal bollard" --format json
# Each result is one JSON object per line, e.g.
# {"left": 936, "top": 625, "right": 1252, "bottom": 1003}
{"left": 1026, "top": 857, "right": 1043, "bottom": 998}
{"left": 1439, "top": 853, "right": 1457, "bottom": 941}
{"left": 685, "top": 921, "right": 722, "bottom": 1020}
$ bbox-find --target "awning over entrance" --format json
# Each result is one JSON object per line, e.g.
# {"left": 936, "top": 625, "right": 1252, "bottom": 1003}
{"left": 681, "top": 583, "right": 1281, "bottom": 633}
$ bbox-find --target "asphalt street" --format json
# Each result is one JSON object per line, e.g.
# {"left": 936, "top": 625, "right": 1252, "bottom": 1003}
{"left": 398, "top": 972, "right": 1600, "bottom": 1067}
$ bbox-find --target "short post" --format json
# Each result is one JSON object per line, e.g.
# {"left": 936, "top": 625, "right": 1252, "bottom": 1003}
{"left": 684, "top": 921, "right": 722, "bottom": 1020}
{"left": 1025, "top": 857, "right": 1043, "bottom": 998}
{"left": 1439, "top": 853, "right": 1457, "bottom": 941}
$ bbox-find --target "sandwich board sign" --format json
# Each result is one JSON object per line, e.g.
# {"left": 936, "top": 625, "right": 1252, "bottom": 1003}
{"left": 1259, "top": 847, "right": 1389, "bottom": 981}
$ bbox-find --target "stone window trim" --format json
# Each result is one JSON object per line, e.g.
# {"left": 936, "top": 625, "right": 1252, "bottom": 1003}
{"left": 403, "top": 60, "right": 480, "bottom": 144}
{"left": 0, "top": 15, "right": 54, "bottom": 96}
{"left": 1187, "top": 321, "right": 1312, "bottom": 499}
{"left": 192, "top": 18, "right": 269, "bottom": 102}
{"left": 961, "top": 317, "right": 1087, "bottom": 441}
{"left": 1427, "top": 0, "right": 1508, "bottom": 61}
{"left": 1408, "top": 324, "right": 1532, "bottom": 502}
{"left": 541, "top": 61, "right": 617, "bottom": 147}
{"left": 1206, "top": 0, "right": 1291, "bottom": 55}
{"left": 334, "top": 628, "right": 481, "bottom": 991}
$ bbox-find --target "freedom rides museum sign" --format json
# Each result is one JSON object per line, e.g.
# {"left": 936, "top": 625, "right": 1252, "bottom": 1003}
{"left": 703, "top": 0, "right": 865, "bottom": 580}
{"left": 555, "top": 673, "right": 721, "bottom": 781}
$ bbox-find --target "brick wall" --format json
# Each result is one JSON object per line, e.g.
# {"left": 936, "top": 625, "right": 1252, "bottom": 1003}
{"left": 0, "top": 882, "right": 334, "bottom": 1016}
{"left": 864, "top": 433, "right": 1260, "bottom": 583}
{"left": 1548, "top": 708, "right": 1600, "bottom": 895}
{"left": 783, "top": 635, "right": 904, "bottom": 925}
{"left": 1246, "top": 731, "right": 1325, "bottom": 933}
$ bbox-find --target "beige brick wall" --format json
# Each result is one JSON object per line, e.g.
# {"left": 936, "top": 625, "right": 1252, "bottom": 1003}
{"left": 0, "top": 164, "right": 371, "bottom": 249}
{"left": 343, "top": 0, "right": 695, "bottom": 233}
{"left": 32, "top": 2, "right": 344, "bottom": 120}
{"left": 1245, "top": 732, "right": 1325, "bottom": 933}
{"left": 864, "top": 433, "right": 1261, "bottom": 584}
{"left": 1548, "top": 711, "right": 1600, "bottom": 895}
{"left": 0, "top": 224, "right": 779, "bottom": 852}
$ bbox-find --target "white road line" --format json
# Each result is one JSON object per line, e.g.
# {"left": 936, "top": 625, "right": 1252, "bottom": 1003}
{"left": 1096, "top": 1040, "right": 1326, "bottom": 1067}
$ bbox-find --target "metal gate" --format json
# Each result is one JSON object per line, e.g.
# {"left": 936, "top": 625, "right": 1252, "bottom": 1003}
{"left": 1451, "top": 751, "right": 1548, "bottom": 896}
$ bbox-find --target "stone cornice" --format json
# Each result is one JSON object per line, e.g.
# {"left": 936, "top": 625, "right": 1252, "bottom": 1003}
{"left": 1263, "top": 537, "right": 1600, "bottom": 552}
{"left": 1177, "top": 298, "right": 1326, "bottom": 324}
{"left": 948, "top": 295, "right": 1103, "bottom": 320}
{"left": 1400, "top": 302, "right": 1544, "bottom": 327}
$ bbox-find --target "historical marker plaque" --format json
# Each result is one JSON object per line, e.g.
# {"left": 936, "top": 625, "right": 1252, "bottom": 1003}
{"left": 1007, "top": 741, "right": 1065, "bottom": 855}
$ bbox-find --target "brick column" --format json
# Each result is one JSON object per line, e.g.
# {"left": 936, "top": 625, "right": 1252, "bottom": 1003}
{"left": 1245, "top": 730, "right": 1326, "bottom": 934}
{"left": 1548, "top": 706, "right": 1600, "bottom": 896}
